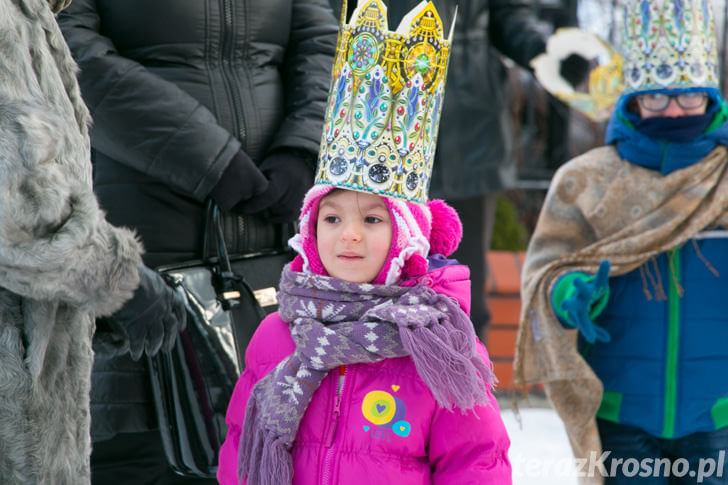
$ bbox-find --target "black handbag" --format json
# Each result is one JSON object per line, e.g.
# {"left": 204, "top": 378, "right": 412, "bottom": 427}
{"left": 148, "top": 201, "right": 294, "bottom": 478}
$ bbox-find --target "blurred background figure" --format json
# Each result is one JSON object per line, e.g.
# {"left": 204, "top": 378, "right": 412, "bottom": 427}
{"left": 330, "top": 0, "right": 588, "bottom": 342}
{"left": 56, "top": 1, "right": 337, "bottom": 483}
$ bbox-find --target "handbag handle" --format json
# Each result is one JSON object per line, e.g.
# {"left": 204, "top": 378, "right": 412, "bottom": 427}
{"left": 202, "top": 200, "right": 267, "bottom": 322}
{"left": 201, "top": 200, "right": 295, "bottom": 259}
{"left": 201, "top": 199, "right": 215, "bottom": 264}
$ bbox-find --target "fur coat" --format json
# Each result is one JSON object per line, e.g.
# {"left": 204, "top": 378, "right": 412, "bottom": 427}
{"left": 0, "top": 0, "right": 142, "bottom": 482}
{"left": 515, "top": 145, "right": 728, "bottom": 485}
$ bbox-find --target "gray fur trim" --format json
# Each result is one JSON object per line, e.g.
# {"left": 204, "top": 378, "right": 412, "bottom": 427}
{"left": 0, "top": 1, "right": 143, "bottom": 482}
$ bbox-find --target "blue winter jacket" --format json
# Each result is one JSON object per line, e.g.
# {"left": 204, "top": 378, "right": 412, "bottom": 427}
{"left": 584, "top": 235, "right": 728, "bottom": 438}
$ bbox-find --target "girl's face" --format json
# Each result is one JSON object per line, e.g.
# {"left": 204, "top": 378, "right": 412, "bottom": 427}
{"left": 316, "top": 190, "right": 393, "bottom": 284}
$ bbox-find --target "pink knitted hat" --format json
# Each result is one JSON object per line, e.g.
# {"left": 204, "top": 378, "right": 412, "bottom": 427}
{"left": 288, "top": 186, "right": 463, "bottom": 285}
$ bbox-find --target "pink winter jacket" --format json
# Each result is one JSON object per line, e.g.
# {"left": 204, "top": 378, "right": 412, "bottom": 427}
{"left": 217, "top": 265, "right": 512, "bottom": 484}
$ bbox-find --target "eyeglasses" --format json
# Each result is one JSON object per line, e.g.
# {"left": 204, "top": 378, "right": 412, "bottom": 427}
{"left": 636, "top": 92, "right": 709, "bottom": 112}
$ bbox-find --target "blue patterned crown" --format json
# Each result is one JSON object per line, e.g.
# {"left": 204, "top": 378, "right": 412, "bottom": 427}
{"left": 621, "top": 0, "right": 719, "bottom": 94}
{"left": 315, "top": 0, "right": 454, "bottom": 204}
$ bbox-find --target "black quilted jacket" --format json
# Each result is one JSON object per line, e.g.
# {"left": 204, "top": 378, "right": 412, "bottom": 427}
{"left": 58, "top": 0, "right": 337, "bottom": 267}
{"left": 57, "top": 0, "right": 337, "bottom": 441}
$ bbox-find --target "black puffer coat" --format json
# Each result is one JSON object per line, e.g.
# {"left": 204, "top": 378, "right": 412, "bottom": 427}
{"left": 57, "top": 0, "right": 337, "bottom": 441}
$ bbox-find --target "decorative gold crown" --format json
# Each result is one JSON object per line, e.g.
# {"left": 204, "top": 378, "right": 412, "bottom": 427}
{"left": 621, "top": 0, "right": 719, "bottom": 93}
{"left": 315, "top": 0, "right": 454, "bottom": 204}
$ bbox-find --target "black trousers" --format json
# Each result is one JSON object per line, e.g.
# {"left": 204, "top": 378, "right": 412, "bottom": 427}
{"left": 91, "top": 431, "right": 217, "bottom": 485}
{"left": 598, "top": 419, "right": 728, "bottom": 484}
{"left": 447, "top": 194, "right": 497, "bottom": 341}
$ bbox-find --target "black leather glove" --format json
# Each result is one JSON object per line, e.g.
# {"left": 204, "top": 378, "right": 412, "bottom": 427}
{"left": 94, "top": 265, "right": 187, "bottom": 360}
{"left": 559, "top": 53, "right": 591, "bottom": 89}
{"left": 235, "top": 148, "right": 315, "bottom": 223}
{"left": 209, "top": 149, "right": 269, "bottom": 212}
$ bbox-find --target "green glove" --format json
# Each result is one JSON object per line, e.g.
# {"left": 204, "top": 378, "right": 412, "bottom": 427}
{"left": 551, "top": 260, "right": 611, "bottom": 344}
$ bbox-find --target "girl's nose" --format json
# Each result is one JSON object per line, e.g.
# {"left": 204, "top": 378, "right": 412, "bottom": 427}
{"left": 341, "top": 221, "right": 362, "bottom": 242}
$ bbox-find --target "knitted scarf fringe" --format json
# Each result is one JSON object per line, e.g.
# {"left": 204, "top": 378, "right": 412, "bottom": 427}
{"left": 398, "top": 293, "right": 495, "bottom": 410}
{"left": 238, "top": 396, "right": 294, "bottom": 485}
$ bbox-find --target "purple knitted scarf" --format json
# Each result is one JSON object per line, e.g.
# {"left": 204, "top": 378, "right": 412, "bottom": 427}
{"left": 238, "top": 266, "right": 495, "bottom": 484}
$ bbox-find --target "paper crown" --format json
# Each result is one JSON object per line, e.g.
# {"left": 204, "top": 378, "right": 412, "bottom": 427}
{"left": 621, "top": 0, "right": 719, "bottom": 94}
{"left": 315, "top": 0, "right": 454, "bottom": 204}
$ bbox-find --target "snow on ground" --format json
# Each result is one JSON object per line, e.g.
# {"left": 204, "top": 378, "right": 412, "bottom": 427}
{"left": 501, "top": 407, "right": 579, "bottom": 485}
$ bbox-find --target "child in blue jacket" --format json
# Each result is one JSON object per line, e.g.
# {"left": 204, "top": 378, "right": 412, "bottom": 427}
{"left": 518, "top": 1, "right": 728, "bottom": 483}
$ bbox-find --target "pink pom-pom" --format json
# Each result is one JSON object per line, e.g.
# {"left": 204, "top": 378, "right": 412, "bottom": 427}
{"left": 427, "top": 199, "right": 462, "bottom": 257}
{"left": 290, "top": 255, "right": 304, "bottom": 272}
{"left": 401, "top": 254, "right": 428, "bottom": 280}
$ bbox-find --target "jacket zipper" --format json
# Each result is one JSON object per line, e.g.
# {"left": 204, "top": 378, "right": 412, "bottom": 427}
{"left": 219, "top": 0, "right": 246, "bottom": 143}
{"left": 236, "top": 213, "right": 247, "bottom": 250}
{"left": 663, "top": 248, "right": 681, "bottom": 438}
{"left": 322, "top": 365, "right": 346, "bottom": 484}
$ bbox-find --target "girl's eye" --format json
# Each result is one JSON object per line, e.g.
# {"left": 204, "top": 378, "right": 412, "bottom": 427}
{"left": 364, "top": 216, "right": 382, "bottom": 224}
{"left": 323, "top": 215, "right": 340, "bottom": 224}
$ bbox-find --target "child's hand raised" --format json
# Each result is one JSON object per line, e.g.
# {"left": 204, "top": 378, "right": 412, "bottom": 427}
{"left": 552, "top": 259, "right": 611, "bottom": 344}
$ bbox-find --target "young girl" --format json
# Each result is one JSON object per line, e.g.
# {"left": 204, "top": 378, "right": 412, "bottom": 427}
{"left": 216, "top": 185, "right": 511, "bottom": 484}
{"left": 218, "top": 2, "right": 511, "bottom": 482}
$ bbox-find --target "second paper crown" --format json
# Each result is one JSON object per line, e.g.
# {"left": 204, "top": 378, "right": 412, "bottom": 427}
{"left": 621, "top": 0, "right": 719, "bottom": 94}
